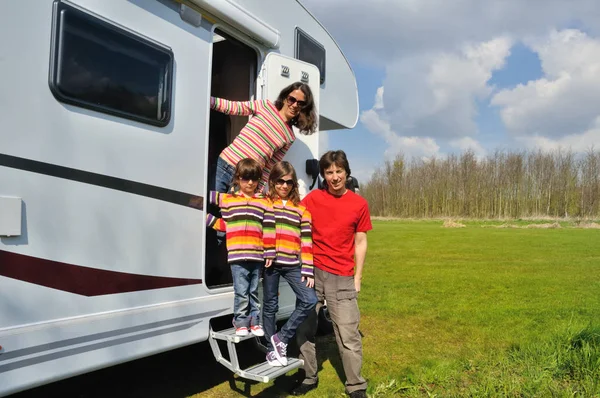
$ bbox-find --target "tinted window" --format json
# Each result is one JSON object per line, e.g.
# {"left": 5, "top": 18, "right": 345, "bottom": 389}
{"left": 295, "top": 28, "right": 325, "bottom": 84}
{"left": 49, "top": 2, "right": 173, "bottom": 127}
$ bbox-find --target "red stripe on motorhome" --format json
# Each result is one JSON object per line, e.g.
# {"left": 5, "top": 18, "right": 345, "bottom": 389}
{"left": 0, "top": 250, "right": 202, "bottom": 296}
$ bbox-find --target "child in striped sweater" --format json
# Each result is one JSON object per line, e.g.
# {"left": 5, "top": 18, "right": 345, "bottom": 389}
{"left": 206, "top": 158, "right": 276, "bottom": 337}
{"left": 262, "top": 161, "right": 318, "bottom": 367}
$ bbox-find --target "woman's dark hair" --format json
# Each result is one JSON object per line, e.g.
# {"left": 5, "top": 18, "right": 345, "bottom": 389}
{"left": 232, "top": 158, "right": 262, "bottom": 194}
{"left": 267, "top": 161, "right": 301, "bottom": 205}
{"left": 319, "top": 150, "right": 351, "bottom": 178}
{"left": 274, "top": 82, "right": 317, "bottom": 135}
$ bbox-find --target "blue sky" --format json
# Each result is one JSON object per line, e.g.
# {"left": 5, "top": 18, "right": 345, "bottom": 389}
{"left": 302, "top": 0, "right": 600, "bottom": 184}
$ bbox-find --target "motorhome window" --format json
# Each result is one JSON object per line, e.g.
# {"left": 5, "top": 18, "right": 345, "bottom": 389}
{"left": 49, "top": 2, "right": 173, "bottom": 127}
{"left": 295, "top": 28, "right": 325, "bottom": 84}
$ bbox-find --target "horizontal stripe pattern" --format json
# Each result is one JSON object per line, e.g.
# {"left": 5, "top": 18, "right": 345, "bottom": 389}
{"left": 271, "top": 199, "right": 313, "bottom": 276}
{"left": 0, "top": 153, "right": 203, "bottom": 210}
{"left": 207, "top": 191, "right": 276, "bottom": 263}
{"left": 211, "top": 97, "right": 295, "bottom": 190}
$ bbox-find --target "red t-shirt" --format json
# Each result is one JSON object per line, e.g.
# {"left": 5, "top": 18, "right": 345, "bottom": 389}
{"left": 301, "top": 189, "right": 372, "bottom": 276}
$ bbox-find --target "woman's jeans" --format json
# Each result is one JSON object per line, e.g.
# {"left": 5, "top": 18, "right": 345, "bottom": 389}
{"left": 262, "top": 265, "right": 317, "bottom": 349}
{"left": 231, "top": 261, "right": 264, "bottom": 328}
{"left": 215, "top": 156, "right": 235, "bottom": 194}
{"left": 212, "top": 156, "right": 234, "bottom": 244}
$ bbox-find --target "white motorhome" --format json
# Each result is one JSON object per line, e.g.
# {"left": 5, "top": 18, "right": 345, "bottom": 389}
{"left": 0, "top": 0, "right": 358, "bottom": 395}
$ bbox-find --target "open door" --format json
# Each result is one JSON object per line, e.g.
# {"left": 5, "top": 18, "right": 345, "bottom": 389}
{"left": 258, "top": 53, "right": 321, "bottom": 316}
{"left": 259, "top": 53, "right": 321, "bottom": 198}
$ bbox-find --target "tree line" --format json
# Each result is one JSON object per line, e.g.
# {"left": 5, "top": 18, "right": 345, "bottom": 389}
{"left": 362, "top": 149, "right": 600, "bottom": 218}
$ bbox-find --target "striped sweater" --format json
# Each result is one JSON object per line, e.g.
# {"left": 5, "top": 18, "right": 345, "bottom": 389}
{"left": 271, "top": 198, "right": 314, "bottom": 277}
{"left": 206, "top": 191, "right": 276, "bottom": 263}
{"left": 211, "top": 97, "right": 295, "bottom": 190}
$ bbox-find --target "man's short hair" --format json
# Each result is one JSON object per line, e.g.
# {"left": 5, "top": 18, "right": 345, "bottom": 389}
{"left": 319, "top": 150, "right": 351, "bottom": 178}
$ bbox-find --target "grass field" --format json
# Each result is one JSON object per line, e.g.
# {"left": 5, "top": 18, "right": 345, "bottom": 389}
{"left": 194, "top": 219, "right": 600, "bottom": 397}
{"left": 16, "top": 220, "right": 597, "bottom": 398}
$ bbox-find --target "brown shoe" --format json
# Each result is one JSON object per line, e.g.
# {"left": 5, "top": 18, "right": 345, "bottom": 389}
{"left": 290, "top": 381, "right": 318, "bottom": 396}
{"left": 348, "top": 390, "right": 367, "bottom": 398}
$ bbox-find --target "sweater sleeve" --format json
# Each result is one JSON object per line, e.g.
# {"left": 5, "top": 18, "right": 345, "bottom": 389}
{"left": 206, "top": 214, "right": 226, "bottom": 232}
{"left": 262, "top": 201, "right": 276, "bottom": 259}
{"left": 210, "top": 97, "right": 266, "bottom": 116}
{"left": 300, "top": 208, "right": 314, "bottom": 277}
{"left": 259, "top": 143, "right": 292, "bottom": 191}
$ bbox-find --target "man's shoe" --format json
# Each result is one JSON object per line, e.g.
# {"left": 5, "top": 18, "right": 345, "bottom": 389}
{"left": 290, "top": 381, "right": 318, "bottom": 396}
{"left": 348, "top": 389, "right": 367, "bottom": 398}
{"left": 270, "top": 333, "right": 288, "bottom": 366}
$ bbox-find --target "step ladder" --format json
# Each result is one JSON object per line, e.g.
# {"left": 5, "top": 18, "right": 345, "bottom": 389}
{"left": 208, "top": 327, "right": 303, "bottom": 383}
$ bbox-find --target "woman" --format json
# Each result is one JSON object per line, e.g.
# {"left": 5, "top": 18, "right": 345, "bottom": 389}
{"left": 211, "top": 82, "right": 317, "bottom": 193}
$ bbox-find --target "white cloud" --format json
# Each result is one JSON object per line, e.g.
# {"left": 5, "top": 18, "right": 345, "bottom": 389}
{"left": 491, "top": 30, "right": 600, "bottom": 140}
{"left": 515, "top": 117, "right": 600, "bottom": 152}
{"left": 449, "top": 137, "right": 487, "bottom": 158}
{"left": 382, "top": 37, "right": 511, "bottom": 139}
{"left": 360, "top": 89, "right": 441, "bottom": 160}
{"left": 299, "top": 0, "right": 600, "bottom": 177}
{"left": 301, "top": 0, "right": 600, "bottom": 65}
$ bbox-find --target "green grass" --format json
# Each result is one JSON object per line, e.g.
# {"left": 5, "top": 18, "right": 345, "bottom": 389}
{"left": 194, "top": 220, "right": 600, "bottom": 397}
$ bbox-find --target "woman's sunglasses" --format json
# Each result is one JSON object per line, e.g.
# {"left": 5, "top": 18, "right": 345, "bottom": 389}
{"left": 286, "top": 95, "right": 307, "bottom": 109}
{"left": 275, "top": 178, "right": 295, "bottom": 187}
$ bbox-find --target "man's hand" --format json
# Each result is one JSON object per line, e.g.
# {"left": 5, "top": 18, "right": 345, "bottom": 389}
{"left": 265, "top": 258, "right": 273, "bottom": 268}
{"left": 354, "top": 275, "right": 361, "bottom": 293}
{"left": 302, "top": 276, "right": 315, "bottom": 288}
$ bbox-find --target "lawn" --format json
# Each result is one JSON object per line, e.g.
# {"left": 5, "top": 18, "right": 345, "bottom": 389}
{"left": 194, "top": 220, "right": 600, "bottom": 397}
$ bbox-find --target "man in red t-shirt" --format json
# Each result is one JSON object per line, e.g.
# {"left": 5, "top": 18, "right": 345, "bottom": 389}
{"left": 292, "top": 150, "right": 372, "bottom": 398}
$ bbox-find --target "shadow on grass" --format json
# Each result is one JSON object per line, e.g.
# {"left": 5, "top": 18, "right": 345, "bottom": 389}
{"left": 7, "top": 340, "right": 255, "bottom": 398}
{"left": 8, "top": 327, "right": 360, "bottom": 398}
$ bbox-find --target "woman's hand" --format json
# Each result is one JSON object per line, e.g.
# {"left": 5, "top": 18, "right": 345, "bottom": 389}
{"left": 265, "top": 259, "right": 273, "bottom": 268}
{"left": 302, "top": 276, "right": 315, "bottom": 288}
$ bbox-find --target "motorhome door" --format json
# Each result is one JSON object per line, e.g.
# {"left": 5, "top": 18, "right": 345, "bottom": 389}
{"left": 259, "top": 53, "right": 320, "bottom": 197}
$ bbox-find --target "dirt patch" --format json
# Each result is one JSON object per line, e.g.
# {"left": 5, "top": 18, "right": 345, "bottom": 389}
{"left": 490, "top": 223, "right": 520, "bottom": 228}
{"left": 443, "top": 220, "right": 466, "bottom": 228}
{"left": 577, "top": 222, "right": 600, "bottom": 229}
{"left": 525, "top": 222, "right": 561, "bottom": 229}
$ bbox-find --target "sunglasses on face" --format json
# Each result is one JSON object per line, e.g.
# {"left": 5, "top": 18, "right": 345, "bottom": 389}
{"left": 275, "top": 179, "right": 295, "bottom": 187}
{"left": 286, "top": 95, "right": 307, "bottom": 109}
{"left": 240, "top": 176, "right": 259, "bottom": 182}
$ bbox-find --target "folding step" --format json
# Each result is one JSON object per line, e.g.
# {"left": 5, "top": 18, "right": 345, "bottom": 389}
{"left": 209, "top": 327, "right": 303, "bottom": 383}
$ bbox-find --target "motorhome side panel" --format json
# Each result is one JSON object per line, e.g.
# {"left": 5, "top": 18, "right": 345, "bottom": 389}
{"left": 0, "top": 1, "right": 232, "bottom": 395}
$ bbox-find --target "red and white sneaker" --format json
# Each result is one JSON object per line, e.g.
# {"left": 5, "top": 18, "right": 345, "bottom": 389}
{"left": 250, "top": 325, "right": 265, "bottom": 337}
{"left": 235, "top": 326, "right": 249, "bottom": 336}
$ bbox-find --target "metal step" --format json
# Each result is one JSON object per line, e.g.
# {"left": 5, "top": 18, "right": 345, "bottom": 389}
{"left": 210, "top": 327, "right": 257, "bottom": 343}
{"left": 241, "top": 357, "right": 303, "bottom": 383}
{"left": 209, "top": 326, "right": 303, "bottom": 383}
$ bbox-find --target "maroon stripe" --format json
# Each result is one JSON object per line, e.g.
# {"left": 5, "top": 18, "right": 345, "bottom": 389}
{"left": 0, "top": 250, "right": 202, "bottom": 296}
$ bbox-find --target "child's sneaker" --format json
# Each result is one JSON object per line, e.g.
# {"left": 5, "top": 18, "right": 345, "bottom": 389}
{"left": 250, "top": 325, "right": 265, "bottom": 337}
{"left": 270, "top": 333, "right": 288, "bottom": 366}
{"left": 266, "top": 351, "right": 282, "bottom": 367}
{"left": 235, "top": 326, "right": 249, "bottom": 336}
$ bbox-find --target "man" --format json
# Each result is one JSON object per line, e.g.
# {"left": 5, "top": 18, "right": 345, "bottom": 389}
{"left": 292, "top": 150, "right": 372, "bottom": 398}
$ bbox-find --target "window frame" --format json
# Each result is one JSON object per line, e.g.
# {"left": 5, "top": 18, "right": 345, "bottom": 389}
{"left": 48, "top": 1, "right": 174, "bottom": 127}
{"left": 294, "top": 27, "right": 326, "bottom": 85}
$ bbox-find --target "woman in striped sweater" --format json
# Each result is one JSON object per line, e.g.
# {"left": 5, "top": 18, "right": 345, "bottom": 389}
{"left": 262, "top": 161, "right": 318, "bottom": 367}
{"left": 206, "top": 158, "right": 276, "bottom": 337}
{"left": 211, "top": 82, "right": 317, "bottom": 194}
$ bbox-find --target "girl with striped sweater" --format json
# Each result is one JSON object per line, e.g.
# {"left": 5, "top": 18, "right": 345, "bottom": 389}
{"left": 262, "top": 161, "right": 318, "bottom": 367}
{"left": 211, "top": 82, "right": 317, "bottom": 194}
{"left": 206, "top": 158, "right": 276, "bottom": 337}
